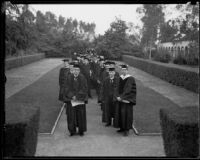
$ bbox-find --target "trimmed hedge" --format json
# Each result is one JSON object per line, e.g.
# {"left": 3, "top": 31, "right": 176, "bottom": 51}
{"left": 4, "top": 102, "right": 40, "bottom": 157}
{"left": 160, "top": 106, "right": 199, "bottom": 157}
{"left": 5, "top": 53, "right": 45, "bottom": 70}
{"left": 123, "top": 55, "right": 199, "bottom": 93}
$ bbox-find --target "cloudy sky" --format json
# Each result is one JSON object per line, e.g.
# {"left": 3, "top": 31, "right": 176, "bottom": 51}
{"left": 30, "top": 4, "right": 181, "bottom": 35}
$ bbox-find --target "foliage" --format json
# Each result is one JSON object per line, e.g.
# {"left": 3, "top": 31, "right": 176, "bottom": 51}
{"left": 173, "top": 50, "right": 187, "bottom": 65}
{"left": 167, "top": 3, "right": 199, "bottom": 43}
{"left": 159, "top": 20, "right": 178, "bottom": 43}
{"left": 152, "top": 49, "right": 171, "bottom": 63}
{"left": 185, "top": 42, "right": 199, "bottom": 65}
{"left": 137, "top": 4, "right": 165, "bottom": 49}
{"left": 123, "top": 55, "right": 199, "bottom": 93}
{"left": 5, "top": 103, "right": 40, "bottom": 157}
{"left": 160, "top": 106, "right": 199, "bottom": 157}
{"left": 93, "top": 17, "right": 138, "bottom": 60}
{"left": 5, "top": 2, "right": 96, "bottom": 58}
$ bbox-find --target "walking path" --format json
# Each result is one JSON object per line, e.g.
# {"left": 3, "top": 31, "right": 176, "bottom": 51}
{"left": 5, "top": 58, "right": 199, "bottom": 156}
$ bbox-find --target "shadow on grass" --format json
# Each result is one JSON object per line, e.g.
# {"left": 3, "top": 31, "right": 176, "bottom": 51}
{"left": 134, "top": 79, "right": 180, "bottom": 134}
{"left": 6, "top": 65, "right": 63, "bottom": 133}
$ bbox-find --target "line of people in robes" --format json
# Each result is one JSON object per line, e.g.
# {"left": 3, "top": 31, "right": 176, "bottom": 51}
{"left": 58, "top": 50, "right": 137, "bottom": 137}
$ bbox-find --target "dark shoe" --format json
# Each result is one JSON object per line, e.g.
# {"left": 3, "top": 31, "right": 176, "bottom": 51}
{"left": 79, "top": 132, "right": 84, "bottom": 136}
{"left": 123, "top": 131, "right": 129, "bottom": 136}
{"left": 70, "top": 133, "right": 75, "bottom": 136}
{"left": 105, "top": 123, "right": 111, "bottom": 127}
{"left": 117, "top": 129, "right": 124, "bottom": 133}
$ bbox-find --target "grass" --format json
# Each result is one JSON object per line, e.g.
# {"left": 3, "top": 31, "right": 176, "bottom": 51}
{"left": 133, "top": 79, "right": 180, "bottom": 134}
{"left": 6, "top": 65, "right": 63, "bottom": 134}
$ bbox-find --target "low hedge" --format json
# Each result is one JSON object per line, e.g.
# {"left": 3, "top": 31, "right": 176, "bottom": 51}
{"left": 4, "top": 102, "right": 40, "bottom": 157}
{"left": 5, "top": 53, "right": 45, "bottom": 70}
{"left": 123, "top": 55, "right": 199, "bottom": 93}
{"left": 159, "top": 106, "right": 199, "bottom": 157}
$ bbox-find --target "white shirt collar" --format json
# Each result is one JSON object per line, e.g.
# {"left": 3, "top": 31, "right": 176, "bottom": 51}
{"left": 120, "top": 74, "right": 131, "bottom": 80}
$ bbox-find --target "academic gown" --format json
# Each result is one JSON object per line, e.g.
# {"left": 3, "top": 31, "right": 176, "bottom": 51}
{"left": 113, "top": 76, "right": 137, "bottom": 130}
{"left": 63, "top": 73, "right": 88, "bottom": 134}
{"left": 101, "top": 75, "right": 120, "bottom": 124}
{"left": 58, "top": 67, "right": 70, "bottom": 101}
{"left": 90, "top": 62, "right": 100, "bottom": 90}
{"left": 80, "top": 63, "right": 91, "bottom": 96}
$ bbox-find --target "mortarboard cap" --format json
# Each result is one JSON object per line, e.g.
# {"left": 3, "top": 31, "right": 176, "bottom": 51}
{"left": 108, "top": 67, "right": 115, "bottom": 71}
{"left": 62, "top": 58, "right": 69, "bottom": 62}
{"left": 73, "top": 64, "right": 81, "bottom": 68}
{"left": 120, "top": 64, "right": 128, "bottom": 69}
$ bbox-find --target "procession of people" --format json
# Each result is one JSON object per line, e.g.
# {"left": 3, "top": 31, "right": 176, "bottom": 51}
{"left": 58, "top": 49, "right": 137, "bottom": 137}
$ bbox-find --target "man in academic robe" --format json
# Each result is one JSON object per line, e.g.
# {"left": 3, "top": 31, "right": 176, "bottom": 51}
{"left": 80, "top": 58, "right": 92, "bottom": 98}
{"left": 95, "top": 59, "right": 105, "bottom": 103}
{"left": 99, "top": 61, "right": 111, "bottom": 111}
{"left": 101, "top": 67, "right": 120, "bottom": 126}
{"left": 63, "top": 64, "right": 88, "bottom": 136}
{"left": 63, "top": 62, "right": 75, "bottom": 115}
{"left": 58, "top": 58, "right": 70, "bottom": 102}
{"left": 114, "top": 64, "right": 137, "bottom": 136}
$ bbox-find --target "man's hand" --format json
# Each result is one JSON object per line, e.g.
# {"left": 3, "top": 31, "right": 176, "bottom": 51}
{"left": 117, "top": 97, "right": 122, "bottom": 101}
{"left": 97, "top": 80, "right": 100, "bottom": 84}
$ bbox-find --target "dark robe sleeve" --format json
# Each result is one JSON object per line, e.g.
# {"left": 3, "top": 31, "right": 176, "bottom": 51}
{"left": 59, "top": 68, "right": 63, "bottom": 86}
{"left": 99, "top": 78, "right": 106, "bottom": 102}
{"left": 63, "top": 74, "right": 73, "bottom": 101}
{"left": 119, "top": 77, "right": 136, "bottom": 105}
{"left": 113, "top": 76, "right": 120, "bottom": 102}
{"left": 76, "top": 74, "right": 88, "bottom": 102}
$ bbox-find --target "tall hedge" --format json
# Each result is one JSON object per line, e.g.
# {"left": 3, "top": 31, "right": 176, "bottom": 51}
{"left": 4, "top": 102, "right": 40, "bottom": 157}
{"left": 123, "top": 55, "right": 199, "bottom": 93}
{"left": 5, "top": 53, "right": 45, "bottom": 70}
{"left": 160, "top": 106, "right": 199, "bottom": 157}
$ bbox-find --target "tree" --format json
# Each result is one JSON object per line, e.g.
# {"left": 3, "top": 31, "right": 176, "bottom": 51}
{"left": 137, "top": 4, "right": 165, "bottom": 58}
{"left": 93, "top": 17, "right": 131, "bottom": 59}
{"left": 159, "top": 20, "right": 178, "bottom": 43}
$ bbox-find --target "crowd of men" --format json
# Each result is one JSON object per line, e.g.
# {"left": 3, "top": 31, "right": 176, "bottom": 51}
{"left": 59, "top": 49, "right": 137, "bottom": 137}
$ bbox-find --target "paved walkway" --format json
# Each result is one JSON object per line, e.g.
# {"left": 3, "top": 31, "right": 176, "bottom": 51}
{"left": 5, "top": 58, "right": 199, "bottom": 156}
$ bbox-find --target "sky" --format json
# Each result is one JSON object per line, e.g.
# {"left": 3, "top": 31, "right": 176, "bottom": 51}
{"left": 30, "top": 4, "right": 182, "bottom": 35}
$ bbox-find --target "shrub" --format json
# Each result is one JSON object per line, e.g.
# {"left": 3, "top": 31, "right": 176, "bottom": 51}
{"left": 185, "top": 42, "right": 199, "bottom": 65}
{"left": 5, "top": 53, "right": 45, "bottom": 70}
{"left": 153, "top": 50, "right": 171, "bottom": 63}
{"left": 160, "top": 106, "right": 199, "bottom": 157}
{"left": 4, "top": 102, "right": 40, "bottom": 157}
{"left": 173, "top": 50, "right": 187, "bottom": 65}
{"left": 123, "top": 55, "right": 199, "bottom": 93}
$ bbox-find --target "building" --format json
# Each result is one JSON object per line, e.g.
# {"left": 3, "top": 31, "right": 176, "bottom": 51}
{"left": 157, "top": 41, "right": 191, "bottom": 58}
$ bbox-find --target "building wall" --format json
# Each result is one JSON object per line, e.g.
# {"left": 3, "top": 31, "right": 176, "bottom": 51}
{"left": 157, "top": 41, "right": 191, "bottom": 58}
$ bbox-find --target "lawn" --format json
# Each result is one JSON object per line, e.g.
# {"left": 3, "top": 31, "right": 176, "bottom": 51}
{"left": 6, "top": 65, "right": 63, "bottom": 134}
{"left": 133, "top": 79, "right": 180, "bottom": 134}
